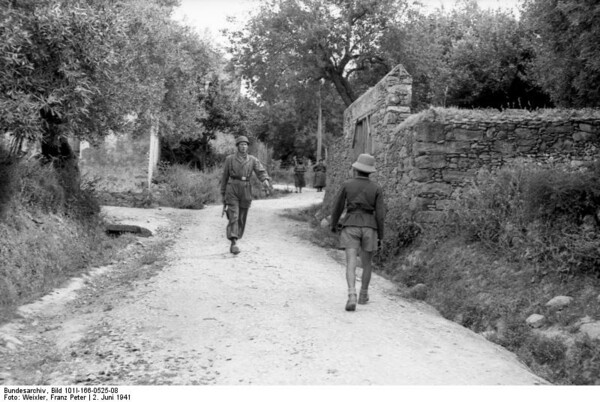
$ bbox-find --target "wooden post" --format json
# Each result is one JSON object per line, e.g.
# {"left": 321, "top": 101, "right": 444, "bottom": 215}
{"left": 148, "top": 114, "right": 160, "bottom": 189}
{"left": 317, "top": 80, "right": 323, "bottom": 162}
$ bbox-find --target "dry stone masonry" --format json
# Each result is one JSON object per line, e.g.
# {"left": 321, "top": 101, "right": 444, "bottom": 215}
{"left": 324, "top": 65, "right": 600, "bottom": 226}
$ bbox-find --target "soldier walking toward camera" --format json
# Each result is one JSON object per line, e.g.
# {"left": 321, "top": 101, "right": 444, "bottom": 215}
{"left": 221, "top": 136, "right": 271, "bottom": 255}
{"left": 330, "top": 154, "right": 385, "bottom": 311}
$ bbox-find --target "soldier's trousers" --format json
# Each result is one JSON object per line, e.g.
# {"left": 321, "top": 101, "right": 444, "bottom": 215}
{"left": 224, "top": 180, "right": 253, "bottom": 240}
{"left": 226, "top": 204, "right": 249, "bottom": 240}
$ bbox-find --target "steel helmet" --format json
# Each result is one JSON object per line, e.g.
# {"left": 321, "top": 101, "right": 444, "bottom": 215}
{"left": 235, "top": 136, "right": 249, "bottom": 145}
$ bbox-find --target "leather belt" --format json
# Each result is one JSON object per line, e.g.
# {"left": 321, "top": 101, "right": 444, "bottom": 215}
{"left": 347, "top": 209, "right": 374, "bottom": 215}
{"left": 230, "top": 176, "right": 249, "bottom": 181}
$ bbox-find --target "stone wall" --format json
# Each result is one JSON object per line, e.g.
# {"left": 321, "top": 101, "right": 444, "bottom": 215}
{"left": 323, "top": 64, "right": 412, "bottom": 209}
{"left": 375, "top": 108, "right": 600, "bottom": 224}
{"left": 323, "top": 64, "right": 600, "bottom": 225}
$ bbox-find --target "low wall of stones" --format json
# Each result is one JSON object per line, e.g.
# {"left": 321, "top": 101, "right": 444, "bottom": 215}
{"left": 324, "top": 107, "right": 600, "bottom": 225}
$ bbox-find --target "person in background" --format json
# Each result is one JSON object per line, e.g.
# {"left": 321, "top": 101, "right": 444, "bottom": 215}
{"left": 330, "top": 154, "right": 385, "bottom": 311}
{"left": 313, "top": 158, "right": 327, "bottom": 192}
{"left": 220, "top": 136, "right": 271, "bottom": 255}
{"left": 293, "top": 156, "right": 307, "bottom": 193}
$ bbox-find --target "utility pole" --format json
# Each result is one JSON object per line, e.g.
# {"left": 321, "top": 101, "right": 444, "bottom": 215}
{"left": 316, "top": 79, "right": 323, "bottom": 162}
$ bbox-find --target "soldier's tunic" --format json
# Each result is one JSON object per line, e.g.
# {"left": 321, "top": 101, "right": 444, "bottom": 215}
{"left": 220, "top": 151, "right": 270, "bottom": 240}
{"left": 330, "top": 176, "right": 385, "bottom": 250}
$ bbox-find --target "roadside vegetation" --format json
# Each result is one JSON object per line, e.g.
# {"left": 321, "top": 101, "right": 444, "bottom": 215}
{"left": 2, "top": 0, "right": 600, "bottom": 385}
{"left": 150, "top": 161, "right": 302, "bottom": 209}
{"left": 287, "top": 160, "right": 600, "bottom": 385}
{"left": 0, "top": 148, "right": 137, "bottom": 322}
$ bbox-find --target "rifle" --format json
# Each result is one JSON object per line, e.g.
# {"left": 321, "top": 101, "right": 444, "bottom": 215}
{"left": 221, "top": 203, "right": 227, "bottom": 218}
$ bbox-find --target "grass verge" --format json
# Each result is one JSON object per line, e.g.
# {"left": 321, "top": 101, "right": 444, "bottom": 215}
{"left": 0, "top": 154, "right": 137, "bottom": 324}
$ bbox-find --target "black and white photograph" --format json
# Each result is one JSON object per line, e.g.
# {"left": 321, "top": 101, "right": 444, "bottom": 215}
{"left": 1, "top": 0, "right": 599, "bottom": 399}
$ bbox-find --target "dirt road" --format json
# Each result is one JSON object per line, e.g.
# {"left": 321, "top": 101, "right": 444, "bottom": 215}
{"left": 0, "top": 187, "right": 547, "bottom": 386}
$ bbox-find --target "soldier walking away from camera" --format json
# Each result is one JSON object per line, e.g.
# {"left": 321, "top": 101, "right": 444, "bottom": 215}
{"left": 313, "top": 158, "right": 326, "bottom": 192}
{"left": 330, "top": 154, "right": 385, "bottom": 311}
{"left": 221, "top": 136, "right": 271, "bottom": 255}
{"left": 293, "top": 156, "right": 307, "bottom": 193}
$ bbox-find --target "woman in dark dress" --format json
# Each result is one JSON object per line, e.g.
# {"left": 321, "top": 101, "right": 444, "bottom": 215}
{"left": 313, "top": 159, "right": 326, "bottom": 192}
{"left": 293, "top": 157, "right": 307, "bottom": 193}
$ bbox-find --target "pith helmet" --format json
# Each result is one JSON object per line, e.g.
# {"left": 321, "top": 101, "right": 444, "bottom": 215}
{"left": 235, "top": 136, "right": 249, "bottom": 145}
{"left": 352, "top": 153, "right": 376, "bottom": 173}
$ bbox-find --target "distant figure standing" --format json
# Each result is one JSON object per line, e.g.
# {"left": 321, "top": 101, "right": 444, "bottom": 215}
{"left": 313, "top": 159, "right": 326, "bottom": 192}
{"left": 220, "top": 136, "right": 271, "bottom": 255}
{"left": 293, "top": 156, "right": 307, "bottom": 193}
{"left": 330, "top": 154, "right": 385, "bottom": 312}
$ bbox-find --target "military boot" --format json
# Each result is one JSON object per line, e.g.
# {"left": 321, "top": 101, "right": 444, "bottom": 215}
{"left": 358, "top": 289, "right": 369, "bottom": 304}
{"left": 230, "top": 239, "right": 240, "bottom": 255}
{"left": 345, "top": 293, "right": 357, "bottom": 311}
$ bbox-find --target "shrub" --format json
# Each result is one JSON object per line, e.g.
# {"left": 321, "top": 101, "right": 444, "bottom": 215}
{"left": 563, "top": 337, "right": 600, "bottom": 385}
{"left": 443, "top": 166, "right": 528, "bottom": 249}
{"left": 0, "top": 156, "right": 122, "bottom": 313}
{"left": 443, "top": 162, "right": 600, "bottom": 275}
{"left": 379, "top": 194, "right": 422, "bottom": 259}
{"left": 527, "top": 335, "right": 568, "bottom": 366}
{"left": 14, "top": 158, "right": 67, "bottom": 215}
{"left": 154, "top": 163, "right": 221, "bottom": 209}
{"left": 524, "top": 168, "right": 600, "bottom": 224}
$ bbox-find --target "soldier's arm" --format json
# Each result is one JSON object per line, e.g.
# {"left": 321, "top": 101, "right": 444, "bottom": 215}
{"left": 252, "top": 156, "right": 270, "bottom": 183}
{"left": 330, "top": 186, "right": 346, "bottom": 231}
{"left": 220, "top": 157, "right": 230, "bottom": 196}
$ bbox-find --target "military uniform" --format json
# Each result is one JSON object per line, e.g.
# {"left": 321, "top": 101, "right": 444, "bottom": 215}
{"left": 220, "top": 146, "right": 270, "bottom": 242}
{"left": 330, "top": 177, "right": 385, "bottom": 248}
{"left": 329, "top": 153, "right": 385, "bottom": 311}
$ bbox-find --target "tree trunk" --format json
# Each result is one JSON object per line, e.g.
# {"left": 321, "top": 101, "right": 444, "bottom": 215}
{"left": 41, "top": 134, "right": 81, "bottom": 195}
{"left": 40, "top": 110, "right": 81, "bottom": 195}
{"left": 329, "top": 72, "right": 357, "bottom": 107}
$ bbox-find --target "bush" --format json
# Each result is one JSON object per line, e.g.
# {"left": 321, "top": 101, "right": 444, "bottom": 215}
{"left": 563, "top": 337, "right": 600, "bottom": 385}
{"left": 443, "top": 166, "right": 528, "bottom": 248}
{"left": 379, "top": 194, "right": 422, "bottom": 259}
{"left": 524, "top": 168, "right": 600, "bottom": 224}
{"left": 154, "top": 163, "right": 221, "bottom": 209}
{"left": 0, "top": 156, "right": 119, "bottom": 312}
{"left": 443, "top": 162, "right": 600, "bottom": 275}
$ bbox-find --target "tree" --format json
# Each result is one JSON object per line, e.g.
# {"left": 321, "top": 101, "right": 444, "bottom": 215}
{"left": 228, "top": 0, "right": 408, "bottom": 107}
{"left": 522, "top": 0, "right": 600, "bottom": 107}
{"left": 1, "top": 0, "right": 228, "bottom": 179}
{"left": 442, "top": 2, "right": 549, "bottom": 108}
{"left": 0, "top": 0, "right": 135, "bottom": 191}
{"left": 382, "top": 0, "right": 550, "bottom": 110}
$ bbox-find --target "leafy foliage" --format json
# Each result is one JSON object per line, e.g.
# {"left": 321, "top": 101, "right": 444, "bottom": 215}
{"left": 444, "top": 162, "right": 600, "bottom": 275}
{"left": 0, "top": 1, "right": 128, "bottom": 144}
{"left": 153, "top": 163, "right": 221, "bottom": 209}
{"left": 228, "top": 0, "right": 407, "bottom": 107}
{"left": 382, "top": 0, "right": 550, "bottom": 109}
{"left": 522, "top": 0, "right": 600, "bottom": 107}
